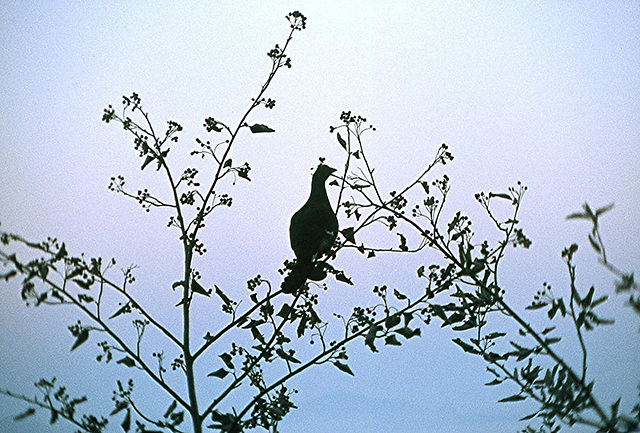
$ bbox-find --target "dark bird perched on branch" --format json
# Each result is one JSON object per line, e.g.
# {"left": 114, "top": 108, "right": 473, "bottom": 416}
{"left": 281, "top": 164, "right": 338, "bottom": 294}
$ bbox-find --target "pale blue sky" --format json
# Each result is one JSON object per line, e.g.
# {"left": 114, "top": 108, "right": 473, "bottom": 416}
{"left": 1, "top": 2, "right": 639, "bottom": 432}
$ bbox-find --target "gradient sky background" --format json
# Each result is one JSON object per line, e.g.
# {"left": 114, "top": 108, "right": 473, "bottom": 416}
{"left": 1, "top": 2, "right": 639, "bottom": 432}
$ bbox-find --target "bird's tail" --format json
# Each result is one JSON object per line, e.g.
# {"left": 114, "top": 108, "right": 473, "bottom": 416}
{"left": 281, "top": 266, "right": 307, "bottom": 294}
{"left": 281, "top": 261, "right": 328, "bottom": 294}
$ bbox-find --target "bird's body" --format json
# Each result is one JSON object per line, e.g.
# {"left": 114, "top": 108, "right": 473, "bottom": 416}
{"left": 282, "top": 164, "right": 338, "bottom": 293}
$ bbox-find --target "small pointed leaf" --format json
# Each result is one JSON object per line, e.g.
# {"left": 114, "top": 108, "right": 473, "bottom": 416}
{"left": 499, "top": 394, "right": 526, "bottom": 403}
{"left": 121, "top": 409, "right": 131, "bottom": 432}
{"left": 385, "top": 314, "right": 401, "bottom": 330}
{"left": 220, "top": 353, "right": 234, "bottom": 370}
{"left": 588, "top": 234, "right": 601, "bottom": 254}
{"left": 452, "top": 338, "right": 480, "bottom": 354}
{"left": 191, "top": 280, "right": 211, "bottom": 297}
{"left": 393, "top": 289, "right": 407, "bottom": 301}
{"left": 164, "top": 401, "right": 177, "bottom": 419}
{"left": 109, "top": 302, "right": 130, "bottom": 320}
{"left": 395, "top": 326, "right": 421, "bottom": 339}
{"left": 595, "top": 203, "right": 614, "bottom": 217}
{"left": 71, "top": 329, "right": 89, "bottom": 351}
{"left": 141, "top": 155, "right": 155, "bottom": 171}
{"left": 489, "top": 192, "right": 511, "bottom": 200}
{"left": 566, "top": 211, "right": 589, "bottom": 220}
{"left": 208, "top": 368, "right": 229, "bottom": 379}
{"left": 276, "top": 348, "right": 301, "bottom": 364}
{"left": 117, "top": 356, "right": 136, "bottom": 367}
{"left": 337, "top": 132, "right": 347, "bottom": 150}
{"left": 54, "top": 243, "right": 67, "bottom": 261}
{"left": 340, "top": 227, "right": 356, "bottom": 244}
{"left": 365, "top": 323, "right": 380, "bottom": 352}
{"left": 335, "top": 271, "right": 353, "bottom": 285}
{"left": 14, "top": 408, "right": 36, "bottom": 421}
{"left": 249, "top": 124, "right": 275, "bottom": 133}
{"left": 276, "top": 303, "right": 293, "bottom": 320}
{"left": 333, "top": 361, "right": 355, "bottom": 376}
{"left": 385, "top": 335, "right": 402, "bottom": 346}
{"left": 215, "top": 286, "right": 232, "bottom": 304}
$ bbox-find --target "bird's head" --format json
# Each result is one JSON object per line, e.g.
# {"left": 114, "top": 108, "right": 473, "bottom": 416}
{"left": 313, "top": 164, "right": 337, "bottom": 182}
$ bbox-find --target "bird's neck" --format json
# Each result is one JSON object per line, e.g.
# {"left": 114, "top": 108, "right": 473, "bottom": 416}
{"left": 309, "top": 177, "right": 330, "bottom": 204}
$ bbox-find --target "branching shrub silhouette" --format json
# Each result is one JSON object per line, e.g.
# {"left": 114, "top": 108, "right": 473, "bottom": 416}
{"left": 1, "top": 10, "right": 638, "bottom": 433}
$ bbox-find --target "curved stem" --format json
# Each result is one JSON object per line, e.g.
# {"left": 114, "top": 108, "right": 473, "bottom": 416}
{"left": 235, "top": 289, "right": 433, "bottom": 423}
{"left": 0, "top": 388, "right": 96, "bottom": 432}
{"left": 193, "top": 289, "right": 281, "bottom": 360}
{"left": 566, "top": 261, "right": 588, "bottom": 382}
{"left": 200, "top": 293, "right": 302, "bottom": 420}
{"left": 89, "top": 268, "right": 182, "bottom": 348}
{"left": 496, "top": 297, "right": 610, "bottom": 425}
{"left": 189, "top": 26, "right": 296, "bottom": 247}
{"left": 41, "top": 275, "right": 190, "bottom": 411}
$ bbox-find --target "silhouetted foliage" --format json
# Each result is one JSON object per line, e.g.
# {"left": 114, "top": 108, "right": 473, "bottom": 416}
{"left": 1, "top": 10, "right": 638, "bottom": 433}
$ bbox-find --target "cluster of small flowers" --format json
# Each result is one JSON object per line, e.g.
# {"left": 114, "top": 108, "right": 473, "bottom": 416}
{"left": 218, "top": 193, "right": 233, "bottom": 207}
{"left": 171, "top": 353, "right": 184, "bottom": 371}
{"left": 180, "top": 191, "right": 196, "bottom": 206}
{"left": 246, "top": 274, "right": 262, "bottom": 291}
{"left": 122, "top": 92, "right": 141, "bottom": 107}
{"left": 181, "top": 167, "right": 200, "bottom": 186}
{"left": 151, "top": 352, "right": 167, "bottom": 374}
{"left": 203, "top": 117, "right": 222, "bottom": 133}
{"left": 256, "top": 97, "right": 276, "bottom": 109}
{"left": 136, "top": 188, "right": 151, "bottom": 212}
{"left": 108, "top": 175, "right": 125, "bottom": 192}
{"left": 102, "top": 105, "right": 115, "bottom": 123}
{"left": 286, "top": 11, "right": 307, "bottom": 31}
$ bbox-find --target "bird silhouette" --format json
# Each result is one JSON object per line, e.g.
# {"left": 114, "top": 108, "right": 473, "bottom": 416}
{"left": 281, "top": 164, "right": 338, "bottom": 294}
